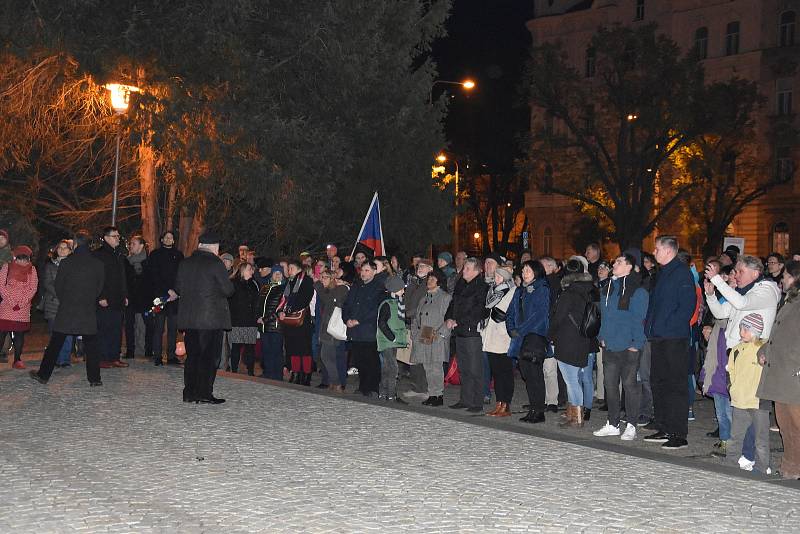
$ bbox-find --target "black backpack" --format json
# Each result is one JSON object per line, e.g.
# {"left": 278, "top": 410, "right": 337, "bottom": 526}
{"left": 568, "top": 298, "right": 601, "bottom": 338}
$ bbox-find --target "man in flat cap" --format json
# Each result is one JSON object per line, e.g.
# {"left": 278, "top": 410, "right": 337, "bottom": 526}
{"left": 170, "top": 231, "right": 234, "bottom": 404}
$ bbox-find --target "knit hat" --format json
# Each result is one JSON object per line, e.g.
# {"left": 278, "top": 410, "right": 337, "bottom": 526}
{"left": 255, "top": 257, "right": 271, "bottom": 269}
{"left": 198, "top": 231, "right": 221, "bottom": 245}
{"left": 495, "top": 266, "right": 513, "bottom": 283}
{"left": 739, "top": 313, "right": 764, "bottom": 337}
{"left": 220, "top": 252, "right": 234, "bottom": 262}
{"left": 385, "top": 275, "right": 405, "bottom": 293}
{"left": 270, "top": 264, "right": 284, "bottom": 276}
{"left": 484, "top": 253, "right": 502, "bottom": 266}
{"left": 12, "top": 245, "right": 33, "bottom": 258}
{"left": 569, "top": 255, "right": 590, "bottom": 273}
{"left": 437, "top": 251, "right": 453, "bottom": 265}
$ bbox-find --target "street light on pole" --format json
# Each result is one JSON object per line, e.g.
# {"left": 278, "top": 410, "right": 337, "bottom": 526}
{"left": 435, "top": 152, "right": 461, "bottom": 252}
{"left": 104, "top": 83, "right": 140, "bottom": 226}
{"left": 429, "top": 79, "right": 476, "bottom": 105}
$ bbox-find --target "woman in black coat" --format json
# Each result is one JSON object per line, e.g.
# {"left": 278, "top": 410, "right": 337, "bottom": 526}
{"left": 228, "top": 262, "right": 260, "bottom": 375}
{"left": 549, "top": 259, "right": 598, "bottom": 428}
{"left": 278, "top": 260, "right": 314, "bottom": 385}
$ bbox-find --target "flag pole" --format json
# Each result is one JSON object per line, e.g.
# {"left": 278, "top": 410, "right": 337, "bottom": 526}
{"left": 350, "top": 192, "right": 379, "bottom": 258}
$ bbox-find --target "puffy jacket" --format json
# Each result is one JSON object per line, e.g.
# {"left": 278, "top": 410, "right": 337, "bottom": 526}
{"left": 342, "top": 276, "right": 386, "bottom": 342}
{"left": 548, "top": 273, "right": 594, "bottom": 367}
{"left": 257, "top": 282, "right": 285, "bottom": 333}
{"left": 445, "top": 275, "right": 488, "bottom": 337}
{"left": 93, "top": 242, "right": 128, "bottom": 310}
{"left": 228, "top": 278, "right": 260, "bottom": 327}
{"left": 40, "top": 259, "right": 61, "bottom": 320}
{"left": 598, "top": 276, "right": 649, "bottom": 352}
{"left": 706, "top": 275, "right": 781, "bottom": 349}
{"left": 506, "top": 277, "right": 550, "bottom": 358}
{"left": 644, "top": 256, "right": 696, "bottom": 340}
{"left": 175, "top": 249, "right": 234, "bottom": 330}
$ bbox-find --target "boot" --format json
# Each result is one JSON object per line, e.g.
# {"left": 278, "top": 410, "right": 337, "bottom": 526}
{"left": 302, "top": 372, "right": 312, "bottom": 386}
{"left": 573, "top": 405, "right": 585, "bottom": 427}
{"left": 520, "top": 409, "right": 535, "bottom": 422}
{"left": 559, "top": 405, "right": 576, "bottom": 427}
{"left": 528, "top": 410, "right": 546, "bottom": 424}
{"left": 429, "top": 396, "right": 444, "bottom": 406}
{"left": 583, "top": 408, "right": 591, "bottom": 421}
{"left": 495, "top": 402, "right": 511, "bottom": 417}
{"left": 486, "top": 402, "right": 503, "bottom": 416}
{"left": 560, "top": 402, "right": 572, "bottom": 419}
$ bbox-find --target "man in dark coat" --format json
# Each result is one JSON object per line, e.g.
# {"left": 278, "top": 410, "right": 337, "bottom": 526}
{"left": 445, "top": 257, "right": 489, "bottom": 412}
{"left": 31, "top": 232, "right": 105, "bottom": 385}
{"left": 124, "top": 235, "right": 153, "bottom": 359}
{"left": 342, "top": 260, "right": 387, "bottom": 396}
{"left": 172, "top": 232, "right": 234, "bottom": 403}
{"left": 147, "top": 230, "right": 184, "bottom": 365}
{"left": 93, "top": 226, "right": 129, "bottom": 368}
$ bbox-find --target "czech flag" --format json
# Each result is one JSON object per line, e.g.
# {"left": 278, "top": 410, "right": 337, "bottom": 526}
{"left": 351, "top": 192, "right": 386, "bottom": 258}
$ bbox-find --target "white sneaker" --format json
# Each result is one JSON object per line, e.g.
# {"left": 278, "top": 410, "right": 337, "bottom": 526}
{"left": 347, "top": 367, "right": 359, "bottom": 376}
{"left": 620, "top": 423, "right": 637, "bottom": 441}
{"left": 738, "top": 455, "right": 755, "bottom": 472}
{"left": 593, "top": 421, "right": 621, "bottom": 437}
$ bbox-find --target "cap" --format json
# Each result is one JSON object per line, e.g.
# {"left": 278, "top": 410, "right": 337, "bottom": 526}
{"left": 299, "top": 251, "right": 311, "bottom": 257}
{"left": 270, "top": 264, "right": 284, "bottom": 275}
{"left": 437, "top": 251, "right": 453, "bottom": 264}
{"left": 484, "top": 253, "right": 502, "bottom": 265}
{"left": 739, "top": 313, "right": 764, "bottom": 337}
{"left": 255, "top": 257, "right": 271, "bottom": 269}
{"left": 198, "top": 231, "right": 221, "bottom": 245}
{"left": 495, "top": 267, "right": 513, "bottom": 282}
{"left": 385, "top": 275, "right": 405, "bottom": 293}
{"left": 220, "top": 252, "right": 234, "bottom": 262}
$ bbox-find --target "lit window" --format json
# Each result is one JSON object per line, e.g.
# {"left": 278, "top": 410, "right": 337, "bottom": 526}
{"left": 772, "top": 222, "right": 790, "bottom": 256}
{"left": 780, "top": 11, "right": 796, "bottom": 47}
{"left": 635, "top": 0, "right": 645, "bottom": 21}
{"left": 694, "top": 27, "right": 708, "bottom": 59}
{"left": 777, "top": 78, "right": 793, "bottom": 116}
{"left": 726, "top": 21, "right": 740, "bottom": 55}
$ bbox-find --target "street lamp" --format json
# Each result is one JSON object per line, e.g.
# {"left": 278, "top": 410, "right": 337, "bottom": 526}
{"left": 429, "top": 79, "right": 476, "bottom": 105}
{"left": 104, "top": 83, "right": 140, "bottom": 226}
{"left": 435, "top": 152, "right": 461, "bottom": 252}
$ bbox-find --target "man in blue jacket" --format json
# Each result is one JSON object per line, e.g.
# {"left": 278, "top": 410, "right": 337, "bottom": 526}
{"left": 643, "top": 236, "right": 697, "bottom": 449}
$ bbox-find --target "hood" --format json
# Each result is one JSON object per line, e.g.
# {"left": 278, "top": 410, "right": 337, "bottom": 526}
{"left": 561, "top": 272, "right": 593, "bottom": 290}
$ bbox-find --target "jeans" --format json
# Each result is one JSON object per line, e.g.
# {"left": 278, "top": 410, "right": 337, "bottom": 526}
{"left": 712, "top": 393, "right": 732, "bottom": 441}
{"left": 543, "top": 356, "right": 559, "bottom": 406}
{"left": 96, "top": 308, "right": 123, "bottom": 362}
{"left": 595, "top": 349, "right": 605, "bottom": 400}
{"left": 728, "top": 407, "right": 770, "bottom": 473}
{"left": 650, "top": 338, "right": 690, "bottom": 439}
{"left": 579, "top": 353, "right": 595, "bottom": 410}
{"left": 47, "top": 319, "right": 73, "bottom": 366}
{"left": 638, "top": 341, "right": 654, "bottom": 420}
{"left": 456, "top": 336, "right": 484, "bottom": 409}
{"left": 602, "top": 350, "right": 640, "bottom": 427}
{"left": 557, "top": 360, "right": 584, "bottom": 407}
{"left": 320, "top": 341, "right": 347, "bottom": 386}
{"left": 380, "top": 348, "right": 398, "bottom": 397}
{"left": 487, "top": 352, "right": 514, "bottom": 404}
{"left": 260, "top": 332, "right": 284, "bottom": 380}
{"left": 152, "top": 308, "right": 178, "bottom": 362}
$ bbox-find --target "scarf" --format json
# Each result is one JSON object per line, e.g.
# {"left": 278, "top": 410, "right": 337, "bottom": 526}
{"left": 604, "top": 271, "right": 643, "bottom": 311}
{"left": 283, "top": 272, "right": 305, "bottom": 301}
{"left": 7, "top": 261, "right": 32, "bottom": 283}
{"left": 127, "top": 250, "right": 147, "bottom": 275}
{"left": 485, "top": 281, "right": 511, "bottom": 309}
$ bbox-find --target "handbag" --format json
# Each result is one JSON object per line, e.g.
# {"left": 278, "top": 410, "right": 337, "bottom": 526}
{"left": 519, "top": 333, "right": 548, "bottom": 364}
{"left": 326, "top": 306, "right": 348, "bottom": 341}
{"left": 395, "top": 332, "right": 413, "bottom": 364}
{"left": 279, "top": 308, "right": 307, "bottom": 328}
{"left": 419, "top": 325, "right": 437, "bottom": 345}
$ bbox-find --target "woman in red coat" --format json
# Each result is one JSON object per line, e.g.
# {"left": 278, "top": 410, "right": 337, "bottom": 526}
{"left": 0, "top": 245, "right": 39, "bottom": 369}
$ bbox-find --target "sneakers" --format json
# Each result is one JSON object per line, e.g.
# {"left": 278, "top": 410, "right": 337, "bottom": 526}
{"left": 643, "top": 431, "right": 669, "bottom": 443}
{"left": 347, "top": 367, "right": 359, "bottom": 376}
{"left": 738, "top": 455, "right": 755, "bottom": 472}
{"left": 661, "top": 436, "right": 689, "bottom": 449}
{"left": 620, "top": 423, "right": 637, "bottom": 441}
{"left": 593, "top": 421, "right": 621, "bottom": 437}
{"left": 688, "top": 409, "right": 696, "bottom": 421}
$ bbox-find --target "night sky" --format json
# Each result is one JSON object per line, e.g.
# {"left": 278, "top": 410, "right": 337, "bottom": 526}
{"left": 432, "top": 0, "right": 534, "bottom": 176}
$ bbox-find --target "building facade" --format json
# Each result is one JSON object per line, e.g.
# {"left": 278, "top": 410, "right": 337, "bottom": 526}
{"left": 525, "top": 0, "right": 799, "bottom": 259}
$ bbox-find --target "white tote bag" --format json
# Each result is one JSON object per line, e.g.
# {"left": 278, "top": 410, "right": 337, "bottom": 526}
{"left": 326, "top": 306, "right": 348, "bottom": 341}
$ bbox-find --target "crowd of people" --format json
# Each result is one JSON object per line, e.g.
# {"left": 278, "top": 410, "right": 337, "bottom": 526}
{"left": 2, "top": 225, "right": 799, "bottom": 480}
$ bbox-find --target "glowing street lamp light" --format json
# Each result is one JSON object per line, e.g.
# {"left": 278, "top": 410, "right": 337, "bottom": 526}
{"left": 104, "top": 83, "right": 140, "bottom": 226}
{"left": 626, "top": 113, "right": 638, "bottom": 121}
{"left": 429, "top": 79, "right": 477, "bottom": 105}
{"left": 436, "top": 153, "right": 448, "bottom": 163}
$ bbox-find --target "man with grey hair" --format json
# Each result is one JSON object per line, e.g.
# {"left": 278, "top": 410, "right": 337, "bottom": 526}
{"left": 704, "top": 254, "right": 781, "bottom": 350}
{"left": 643, "top": 236, "right": 697, "bottom": 449}
{"left": 445, "top": 257, "right": 489, "bottom": 412}
{"left": 171, "top": 232, "right": 234, "bottom": 404}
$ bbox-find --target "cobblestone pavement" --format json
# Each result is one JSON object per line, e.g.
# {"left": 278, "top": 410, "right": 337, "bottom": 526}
{"left": 2, "top": 355, "right": 800, "bottom": 533}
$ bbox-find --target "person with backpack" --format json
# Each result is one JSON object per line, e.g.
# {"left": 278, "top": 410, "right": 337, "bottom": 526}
{"left": 594, "top": 253, "right": 649, "bottom": 441}
{"left": 548, "top": 259, "right": 597, "bottom": 428}
{"left": 377, "top": 275, "right": 408, "bottom": 403}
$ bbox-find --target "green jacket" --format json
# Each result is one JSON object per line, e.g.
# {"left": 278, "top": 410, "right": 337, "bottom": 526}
{"left": 376, "top": 298, "right": 408, "bottom": 352}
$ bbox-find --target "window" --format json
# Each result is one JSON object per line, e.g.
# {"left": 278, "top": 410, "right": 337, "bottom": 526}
{"left": 543, "top": 227, "right": 553, "bottom": 256}
{"left": 726, "top": 21, "right": 740, "bottom": 55}
{"left": 780, "top": 11, "right": 796, "bottom": 47}
{"left": 694, "top": 27, "right": 708, "bottom": 59}
{"left": 585, "top": 47, "right": 596, "bottom": 78}
{"left": 773, "top": 222, "right": 790, "bottom": 256}
{"left": 776, "top": 146, "right": 795, "bottom": 182}
{"left": 777, "top": 78, "right": 793, "bottom": 115}
{"left": 635, "top": 0, "right": 645, "bottom": 21}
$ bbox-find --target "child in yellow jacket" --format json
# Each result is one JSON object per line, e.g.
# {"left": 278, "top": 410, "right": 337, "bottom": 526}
{"left": 725, "top": 313, "right": 770, "bottom": 474}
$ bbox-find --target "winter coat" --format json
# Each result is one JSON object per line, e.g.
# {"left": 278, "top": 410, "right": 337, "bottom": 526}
{"left": 701, "top": 318, "right": 729, "bottom": 397}
{"left": 548, "top": 273, "right": 594, "bottom": 368}
{"left": 257, "top": 282, "right": 285, "bottom": 334}
{"left": 228, "top": 278, "right": 260, "bottom": 327}
{"left": 598, "top": 276, "right": 649, "bottom": 352}
{"left": 0, "top": 263, "right": 39, "bottom": 330}
{"left": 279, "top": 273, "right": 314, "bottom": 347}
{"left": 644, "top": 256, "right": 696, "bottom": 340}
{"left": 40, "top": 259, "right": 61, "bottom": 320}
{"left": 445, "top": 275, "right": 488, "bottom": 338}
{"left": 481, "top": 286, "right": 515, "bottom": 354}
{"left": 404, "top": 275, "right": 428, "bottom": 326}
{"left": 317, "top": 284, "right": 349, "bottom": 344}
{"left": 93, "top": 242, "right": 128, "bottom": 310}
{"left": 51, "top": 246, "right": 105, "bottom": 335}
{"left": 147, "top": 246, "right": 184, "bottom": 295}
{"left": 757, "top": 294, "right": 800, "bottom": 406}
{"left": 506, "top": 277, "right": 550, "bottom": 359}
{"left": 175, "top": 249, "right": 234, "bottom": 330}
{"left": 410, "top": 288, "right": 452, "bottom": 365}
{"left": 125, "top": 254, "right": 153, "bottom": 313}
{"left": 706, "top": 275, "right": 781, "bottom": 349}
{"left": 727, "top": 340, "right": 765, "bottom": 410}
{"left": 342, "top": 276, "right": 386, "bottom": 342}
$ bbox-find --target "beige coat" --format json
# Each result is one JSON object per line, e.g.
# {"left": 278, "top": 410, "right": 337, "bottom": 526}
{"left": 481, "top": 289, "right": 514, "bottom": 354}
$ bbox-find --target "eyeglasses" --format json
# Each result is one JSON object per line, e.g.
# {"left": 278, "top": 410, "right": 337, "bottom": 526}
{"left": 766, "top": 260, "right": 780, "bottom": 265}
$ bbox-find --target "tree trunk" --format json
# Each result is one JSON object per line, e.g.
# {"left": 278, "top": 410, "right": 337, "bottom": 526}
{"left": 138, "top": 142, "right": 159, "bottom": 247}
{"left": 185, "top": 200, "right": 205, "bottom": 255}
{"left": 165, "top": 182, "right": 178, "bottom": 232}
{"left": 178, "top": 206, "right": 194, "bottom": 254}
